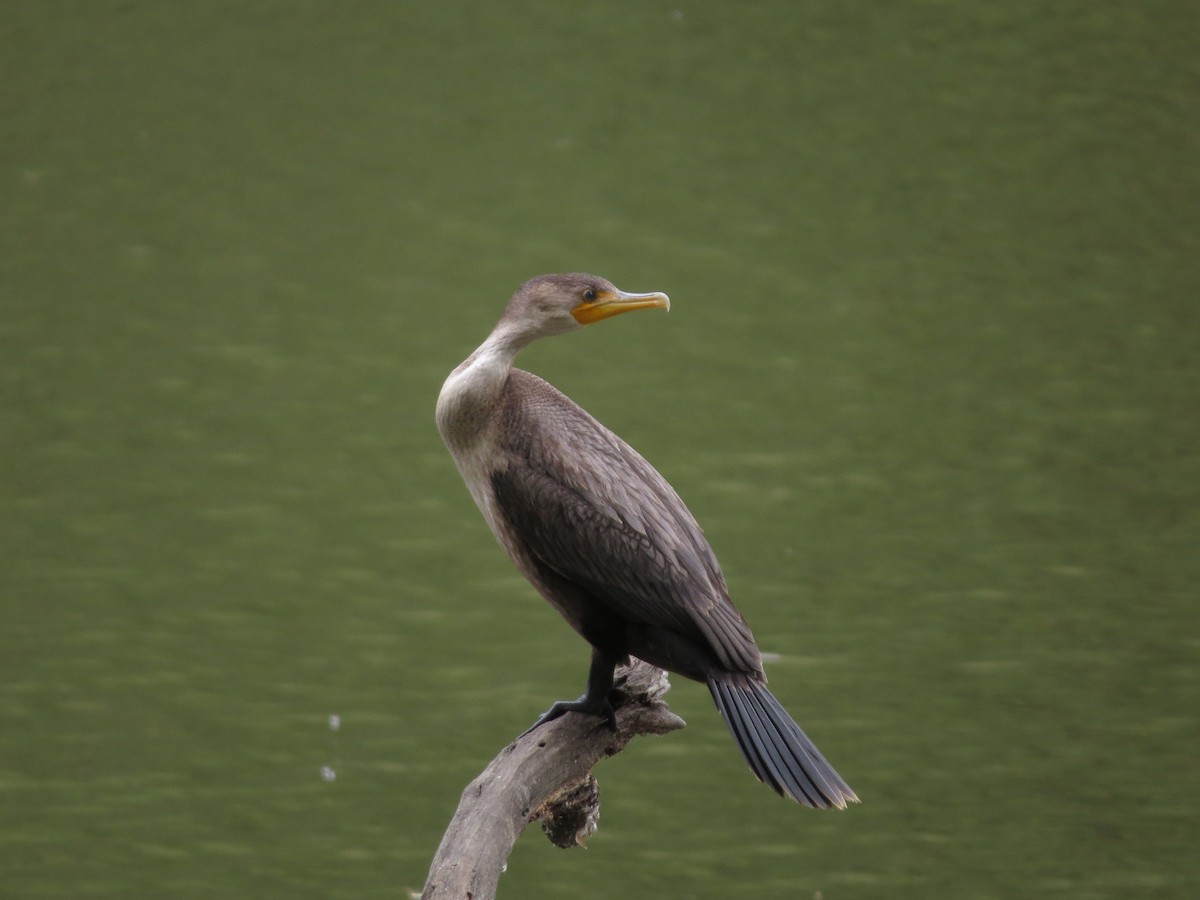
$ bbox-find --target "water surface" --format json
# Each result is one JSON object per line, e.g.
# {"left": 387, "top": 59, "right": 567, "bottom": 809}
{"left": 2, "top": 2, "right": 1197, "bottom": 897}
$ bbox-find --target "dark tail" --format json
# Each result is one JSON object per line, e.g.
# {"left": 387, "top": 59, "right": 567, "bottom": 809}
{"left": 708, "top": 678, "right": 858, "bottom": 809}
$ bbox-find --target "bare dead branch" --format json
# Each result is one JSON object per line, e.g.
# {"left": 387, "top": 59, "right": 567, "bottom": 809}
{"left": 420, "top": 660, "right": 685, "bottom": 900}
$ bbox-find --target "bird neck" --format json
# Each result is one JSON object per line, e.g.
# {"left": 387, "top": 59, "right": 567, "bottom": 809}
{"left": 461, "top": 320, "right": 535, "bottom": 394}
{"left": 436, "top": 321, "right": 533, "bottom": 449}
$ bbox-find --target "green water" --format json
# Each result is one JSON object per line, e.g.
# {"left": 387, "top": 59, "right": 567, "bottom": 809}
{"left": 3, "top": 2, "right": 1197, "bottom": 897}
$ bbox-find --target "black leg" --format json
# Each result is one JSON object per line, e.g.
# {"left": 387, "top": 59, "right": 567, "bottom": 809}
{"left": 522, "top": 648, "right": 620, "bottom": 736}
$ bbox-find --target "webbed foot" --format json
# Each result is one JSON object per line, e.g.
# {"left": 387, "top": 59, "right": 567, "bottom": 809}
{"left": 520, "top": 648, "right": 622, "bottom": 738}
{"left": 520, "top": 695, "right": 617, "bottom": 737}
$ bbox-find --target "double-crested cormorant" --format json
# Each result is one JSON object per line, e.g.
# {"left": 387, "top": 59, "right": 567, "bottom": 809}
{"left": 435, "top": 273, "right": 856, "bottom": 808}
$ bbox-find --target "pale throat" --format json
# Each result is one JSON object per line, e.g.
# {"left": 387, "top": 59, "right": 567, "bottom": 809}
{"left": 436, "top": 325, "right": 529, "bottom": 450}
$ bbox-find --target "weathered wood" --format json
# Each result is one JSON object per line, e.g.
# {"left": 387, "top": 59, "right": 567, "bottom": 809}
{"left": 420, "top": 660, "right": 685, "bottom": 900}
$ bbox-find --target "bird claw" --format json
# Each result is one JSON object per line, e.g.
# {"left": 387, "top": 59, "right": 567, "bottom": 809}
{"left": 519, "top": 703, "right": 568, "bottom": 737}
{"left": 519, "top": 696, "right": 617, "bottom": 738}
{"left": 596, "top": 700, "right": 618, "bottom": 733}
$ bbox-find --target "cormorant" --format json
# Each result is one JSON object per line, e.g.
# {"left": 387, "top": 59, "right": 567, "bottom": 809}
{"left": 435, "top": 273, "right": 856, "bottom": 808}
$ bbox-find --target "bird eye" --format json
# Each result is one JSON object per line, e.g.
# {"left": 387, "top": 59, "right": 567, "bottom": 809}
{"left": 582, "top": 289, "right": 597, "bottom": 302}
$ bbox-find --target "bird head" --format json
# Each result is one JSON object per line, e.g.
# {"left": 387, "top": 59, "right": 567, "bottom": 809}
{"left": 505, "top": 273, "right": 670, "bottom": 339}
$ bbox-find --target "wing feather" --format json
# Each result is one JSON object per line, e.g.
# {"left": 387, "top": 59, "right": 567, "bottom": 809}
{"left": 493, "top": 371, "right": 761, "bottom": 674}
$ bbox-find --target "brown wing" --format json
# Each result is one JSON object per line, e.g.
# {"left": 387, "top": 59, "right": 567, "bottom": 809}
{"left": 492, "top": 370, "right": 762, "bottom": 675}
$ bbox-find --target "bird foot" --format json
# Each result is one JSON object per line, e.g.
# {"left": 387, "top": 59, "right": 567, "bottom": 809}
{"left": 520, "top": 696, "right": 618, "bottom": 738}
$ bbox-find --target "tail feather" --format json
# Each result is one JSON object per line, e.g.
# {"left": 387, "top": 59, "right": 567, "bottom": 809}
{"left": 742, "top": 685, "right": 828, "bottom": 806}
{"left": 708, "top": 679, "right": 858, "bottom": 809}
{"left": 716, "top": 682, "right": 816, "bottom": 805}
{"left": 713, "top": 683, "right": 775, "bottom": 788}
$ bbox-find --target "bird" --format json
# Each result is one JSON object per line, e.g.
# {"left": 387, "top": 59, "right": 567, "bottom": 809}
{"left": 435, "top": 273, "right": 857, "bottom": 809}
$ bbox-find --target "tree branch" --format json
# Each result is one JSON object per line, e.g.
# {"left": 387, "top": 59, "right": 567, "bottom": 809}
{"left": 420, "top": 660, "right": 685, "bottom": 900}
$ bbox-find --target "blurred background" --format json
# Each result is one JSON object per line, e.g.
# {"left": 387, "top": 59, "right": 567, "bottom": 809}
{"left": 2, "top": 2, "right": 1197, "bottom": 897}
